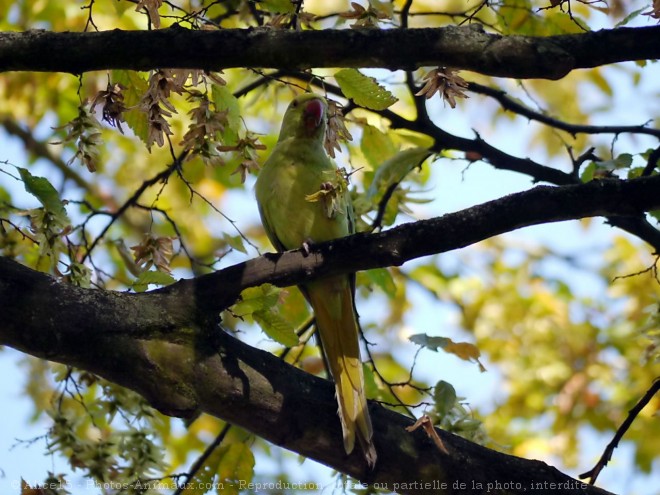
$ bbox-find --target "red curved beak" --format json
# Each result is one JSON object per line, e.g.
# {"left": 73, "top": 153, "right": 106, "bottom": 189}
{"left": 303, "top": 98, "right": 324, "bottom": 130}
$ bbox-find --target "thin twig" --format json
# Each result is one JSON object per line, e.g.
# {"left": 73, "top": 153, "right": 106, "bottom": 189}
{"left": 173, "top": 423, "right": 231, "bottom": 495}
{"left": 642, "top": 146, "right": 660, "bottom": 177}
{"left": 175, "top": 169, "right": 259, "bottom": 253}
{"left": 468, "top": 82, "right": 660, "bottom": 139}
{"left": 0, "top": 117, "right": 96, "bottom": 192}
{"left": 371, "top": 181, "right": 400, "bottom": 232}
{"left": 82, "top": 152, "right": 186, "bottom": 263}
{"left": 579, "top": 377, "right": 660, "bottom": 484}
{"left": 399, "top": 0, "right": 413, "bottom": 29}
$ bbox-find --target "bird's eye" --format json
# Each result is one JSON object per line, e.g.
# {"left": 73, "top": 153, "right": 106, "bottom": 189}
{"left": 291, "top": 100, "right": 299, "bottom": 108}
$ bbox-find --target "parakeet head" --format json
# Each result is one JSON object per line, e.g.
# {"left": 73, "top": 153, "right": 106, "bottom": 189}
{"left": 278, "top": 93, "right": 327, "bottom": 142}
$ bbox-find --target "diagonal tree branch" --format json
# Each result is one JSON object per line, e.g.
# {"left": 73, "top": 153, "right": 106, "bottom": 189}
{"left": 0, "top": 25, "right": 659, "bottom": 78}
{"left": 580, "top": 378, "right": 660, "bottom": 485}
{"left": 258, "top": 68, "right": 660, "bottom": 258}
{"left": 466, "top": 82, "right": 660, "bottom": 139}
{"left": 179, "top": 174, "right": 660, "bottom": 315}
{"left": 3, "top": 175, "right": 660, "bottom": 347}
{"left": 0, "top": 258, "right": 614, "bottom": 495}
{"left": 1, "top": 176, "right": 659, "bottom": 494}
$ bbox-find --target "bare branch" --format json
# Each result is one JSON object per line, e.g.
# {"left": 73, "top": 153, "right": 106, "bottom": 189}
{"left": 580, "top": 378, "right": 660, "bottom": 485}
{"left": 0, "top": 26, "right": 659, "bottom": 79}
{"left": 467, "top": 82, "right": 660, "bottom": 140}
{"left": 177, "top": 174, "right": 660, "bottom": 316}
{"left": 0, "top": 256, "right": 618, "bottom": 495}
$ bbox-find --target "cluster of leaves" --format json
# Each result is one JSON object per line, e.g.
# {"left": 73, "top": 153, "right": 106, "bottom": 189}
{"left": 430, "top": 380, "right": 488, "bottom": 444}
{"left": 406, "top": 238, "right": 660, "bottom": 468}
{"left": 34, "top": 367, "right": 167, "bottom": 492}
{"left": 1, "top": 0, "right": 659, "bottom": 493}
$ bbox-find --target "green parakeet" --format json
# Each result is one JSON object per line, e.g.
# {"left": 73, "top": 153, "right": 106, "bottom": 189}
{"left": 255, "top": 93, "right": 377, "bottom": 466}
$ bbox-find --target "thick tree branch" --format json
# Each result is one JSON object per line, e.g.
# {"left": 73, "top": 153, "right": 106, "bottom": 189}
{"left": 1, "top": 176, "right": 658, "bottom": 493}
{"left": 178, "top": 175, "right": 660, "bottom": 315}
{"left": 0, "top": 26, "right": 659, "bottom": 78}
{"left": 0, "top": 258, "right": 614, "bottom": 495}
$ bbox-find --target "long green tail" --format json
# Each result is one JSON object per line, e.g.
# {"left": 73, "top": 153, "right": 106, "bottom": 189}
{"left": 306, "top": 276, "right": 377, "bottom": 467}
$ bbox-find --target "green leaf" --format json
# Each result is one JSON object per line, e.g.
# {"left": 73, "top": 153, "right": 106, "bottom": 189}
{"left": 395, "top": 129, "right": 435, "bottom": 149}
{"left": 580, "top": 162, "right": 595, "bottom": 183}
{"left": 253, "top": 310, "right": 299, "bottom": 347}
{"left": 179, "top": 445, "right": 224, "bottom": 495}
{"left": 216, "top": 443, "right": 255, "bottom": 495}
{"left": 69, "top": 262, "right": 92, "bottom": 288}
{"left": 222, "top": 233, "right": 247, "bottom": 254}
{"left": 596, "top": 153, "right": 634, "bottom": 172}
{"left": 434, "top": 380, "right": 457, "bottom": 417}
{"left": 614, "top": 153, "right": 634, "bottom": 168}
{"left": 232, "top": 285, "right": 298, "bottom": 346}
{"left": 232, "top": 284, "right": 281, "bottom": 317}
{"left": 615, "top": 7, "right": 645, "bottom": 27}
{"left": 360, "top": 124, "right": 398, "bottom": 169}
{"left": 334, "top": 69, "right": 398, "bottom": 111}
{"left": 132, "top": 270, "right": 176, "bottom": 292}
{"left": 366, "top": 268, "right": 397, "bottom": 298}
{"left": 112, "top": 70, "right": 149, "bottom": 145}
{"left": 212, "top": 85, "right": 241, "bottom": 146}
{"left": 366, "top": 147, "right": 431, "bottom": 201}
{"left": 18, "top": 167, "right": 69, "bottom": 221}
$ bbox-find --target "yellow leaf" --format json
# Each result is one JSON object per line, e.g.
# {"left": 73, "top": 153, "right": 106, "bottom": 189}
{"left": 409, "top": 334, "right": 486, "bottom": 371}
{"left": 217, "top": 443, "right": 255, "bottom": 495}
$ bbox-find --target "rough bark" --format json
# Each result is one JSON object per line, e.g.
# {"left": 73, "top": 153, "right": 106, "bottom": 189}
{"left": 2, "top": 176, "right": 660, "bottom": 493}
{"left": 0, "top": 262, "right": 614, "bottom": 495}
{"left": 0, "top": 25, "right": 659, "bottom": 78}
{"left": 188, "top": 175, "right": 660, "bottom": 306}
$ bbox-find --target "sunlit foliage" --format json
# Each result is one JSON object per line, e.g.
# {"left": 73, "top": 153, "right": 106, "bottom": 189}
{"left": 1, "top": 0, "right": 659, "bottom": 494}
